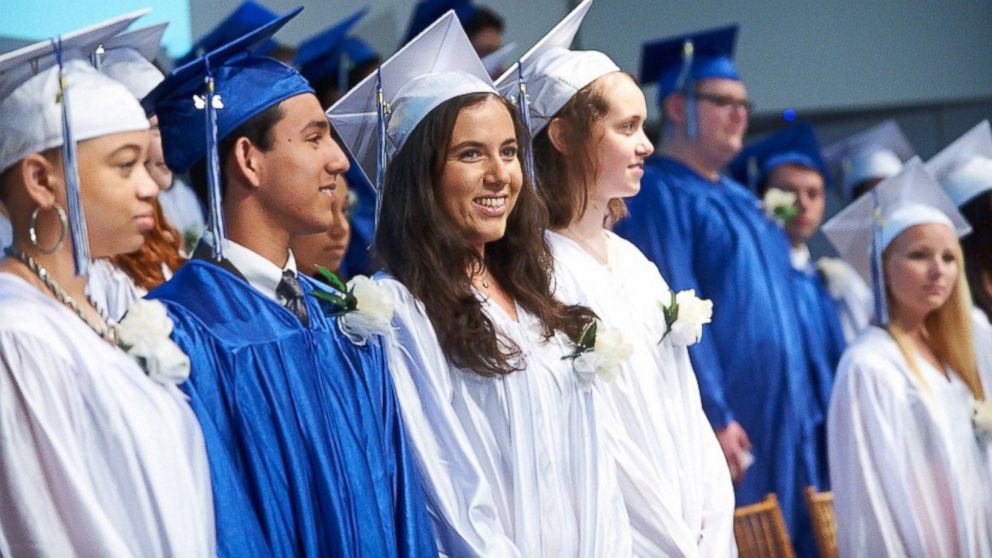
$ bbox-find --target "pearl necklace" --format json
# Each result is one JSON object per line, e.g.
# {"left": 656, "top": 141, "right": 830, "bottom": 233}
{"left": 5, "top": 247, "right": 118, "bottom": 344}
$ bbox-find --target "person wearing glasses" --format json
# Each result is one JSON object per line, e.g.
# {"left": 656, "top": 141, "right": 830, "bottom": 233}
{"left": 614, "top": 26, "right": 824, "bottom": 557}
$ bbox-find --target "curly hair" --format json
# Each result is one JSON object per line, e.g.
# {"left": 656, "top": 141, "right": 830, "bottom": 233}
{"left": 375, "top": 92, "right": 596, "bottom": 377}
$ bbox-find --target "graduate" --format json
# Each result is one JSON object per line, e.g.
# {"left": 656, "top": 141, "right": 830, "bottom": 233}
{"left": 727, "top": 122, "right": 846, "bottom": 457}
{"left": 0, "top": 13, "right": 214, "bottom": 555}
{"left": 613, "top": 26, "right": 823, "bottom": 556}
{"left": 294, "top": 9, "right": 380, "bottom": 277}
{"left": 330, "top": 11, "right": 633, "bottom": 556}
{"left": 143, "top": 9, "right": 436, "bottom": 557}
{"left": 496, "top": 2, "right": 735, "bottom": 555}
{"left": 822, "top": 159, "right": 992, "bottom": 557}
{"left": 291, "top": 156, "right": 352, "bottom": 279}
{"left": 86, "top": 23, "right": 186, "bottom": 321}
{"left": 822, "top": 119, "right": 916, "bottom": 202}
{"left": 924, "top": 120, "right": 992, "bottom": 382}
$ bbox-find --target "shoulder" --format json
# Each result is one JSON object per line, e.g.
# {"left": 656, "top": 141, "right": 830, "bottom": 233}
{"left": 836, "top": 327, "right": 908, "bottom": 390}
{"left": 604, "top": 232, "right": 669, "bottom": 287}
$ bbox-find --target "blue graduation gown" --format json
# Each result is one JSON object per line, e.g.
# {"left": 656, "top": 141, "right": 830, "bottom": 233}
{"left": 148, "top": 260, "right": 437, "bottom": 558}
{"left": 791, "top": 263, "right": 846, "bottom": 486}
{"left": 614, "top": 155, "right": 825, "bottom": 556}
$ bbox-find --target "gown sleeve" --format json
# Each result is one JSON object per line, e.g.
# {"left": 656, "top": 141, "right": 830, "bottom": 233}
{"left": 828, "top": 346, "right": 963, "bottom": 558}
{"left": 376, "top": 278, "right": 523, "bottom": 558}
{"left": 0, "top": 330, "right": 135, "bottom": 557}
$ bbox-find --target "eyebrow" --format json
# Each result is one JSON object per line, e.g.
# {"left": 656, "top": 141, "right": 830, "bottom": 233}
{"left": 108, "top": 144, "right": 142, "bottom": 159}
{"left": 301, "top": 119, "right": 330, "bottom": 135}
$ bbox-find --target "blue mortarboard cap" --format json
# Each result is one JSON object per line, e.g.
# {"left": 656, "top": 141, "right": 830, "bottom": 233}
{"left": 728, "top": 121, "right": 829, "bottom": 190}
{"left": 640, "top": 25, "right": 740, "bottom": 104}
{"left": 404, "top": 0, "right": 477, "bottom": 44}
{"left": 177, "top": 1, "right": 279, "bottom": 66}
{"left": 295, "top": 8, "right": 373, "bottom": 88}
{"left": 146, "top": 6, "right": 310, "bottom": 259}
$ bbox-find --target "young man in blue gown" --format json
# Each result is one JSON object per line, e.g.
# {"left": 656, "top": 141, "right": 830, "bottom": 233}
{"left": 143, "top": 10, "right": 437, "bottom": 557}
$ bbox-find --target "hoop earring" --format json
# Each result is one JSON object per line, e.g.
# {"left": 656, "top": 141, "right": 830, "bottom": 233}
{"left": 28, "top": 204, "right": 68, "bottom": 255}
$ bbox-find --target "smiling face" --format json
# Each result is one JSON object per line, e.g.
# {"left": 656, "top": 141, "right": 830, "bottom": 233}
{"left": 290, "top": 172, "right": 352, "bottom": 275}
{"left": 590, "top": 73, "right": 654, "bottom": 202}
{"left": 77, "top": 129, "right": 159, "bottom": 257}
{"left": 255, "top": 93, "right": 349, "bottom": 237}
{"left": 765, "top": 163, "right": 826, "bottom": 246}
{"left": 885, "top": 222, "right": 960, "bottom": 323}
{"left": 436, "top": 95, "right": 522, "bottom": 252}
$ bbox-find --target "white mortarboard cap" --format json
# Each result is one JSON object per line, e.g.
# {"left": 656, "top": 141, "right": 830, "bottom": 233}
{"left": 327, "top": 10, "right": 494, "bottom": 188}
{"left": 924, "top": 120, "right": 992, "bottom": 207}
{"left": 0, "top": 10, "right": 150, "bottom": 174}
{"left": 823, "top": 157, "right": 970, "bottom": 292}
{"left": 494, "top": 0, "right": 618, "bottom": 136}
{"left": 97, "top": 23, "right": 168, "bottom": 100}
{"left": 481, "top": 42, "right": 516, "bottom": 77}
{"left": 822, "top": 119, "right": 916, "bottom": 201}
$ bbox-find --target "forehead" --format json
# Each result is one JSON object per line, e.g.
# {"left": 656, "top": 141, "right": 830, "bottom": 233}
{"left": 450, "top": 96, "right": 515, "bottom": 141}
{"left": 768, "top": 164, "right": 825, "bottom": 189}
{"left": 696, "top": 77, "right": 747, "bottom": 96}
{"left": 896, "top": 222, "right": 958, "bottom": 246}
{"left": 273, "top": 93, "right": 326, "bottom": 128}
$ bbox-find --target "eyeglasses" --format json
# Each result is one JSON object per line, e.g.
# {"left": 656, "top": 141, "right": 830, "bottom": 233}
{"left": 694, "top": 91, "right": 754, "bottom": 114}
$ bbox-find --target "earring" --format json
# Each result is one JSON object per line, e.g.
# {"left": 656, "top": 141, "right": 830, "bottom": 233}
{"left": 28, "top": 204, "right": 68, "bottom": 255}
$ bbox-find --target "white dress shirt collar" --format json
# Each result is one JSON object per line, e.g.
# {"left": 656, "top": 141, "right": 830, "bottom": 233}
{"left": 219, "top": 239, "right": 298, "bottom": 303}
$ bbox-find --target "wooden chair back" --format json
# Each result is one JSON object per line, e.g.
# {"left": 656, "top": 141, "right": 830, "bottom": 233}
{"left": 733, "top": 493, "right": 796, "bottom": 558}
{"left": 805, "top": 486, "right": 838, "bottom": 558}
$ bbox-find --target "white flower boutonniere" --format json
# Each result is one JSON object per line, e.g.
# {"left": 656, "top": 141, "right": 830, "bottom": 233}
{"left": 972, "top": 399, "right": 992, "bottom": 440}
{"left": 311, "top": 267, "right": 395, "bottom": 345}
{"left": 659, "top": 289, "right": 713, "bottom": 346}
{"left": 762, "top": 187, "right": 798, "bottom": 226}
{"left": 117, "top": 299, "right": 191, "bottom": 385}
{"left": 563, "top": 320, "right": 632, "bottom": 385}
{"left": 816, "top": 257, "right": 851, "bottom": 299}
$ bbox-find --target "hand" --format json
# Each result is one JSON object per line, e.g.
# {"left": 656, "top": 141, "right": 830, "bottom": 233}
{"left": 715, "top": 420, "right": 752, "bottom": 483}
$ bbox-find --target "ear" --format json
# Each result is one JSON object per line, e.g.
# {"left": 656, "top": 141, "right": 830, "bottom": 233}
{"left": 18, "top": 154, "right": 61, "bottom": 209}
{"left": 547, "top": 117, "right": 569, "bottom": 155}
{"left": 227, "top": 137, "right": 264, "bottom": 190}
{"left": 663, "top": 93, "right": 686, "bottom": 130}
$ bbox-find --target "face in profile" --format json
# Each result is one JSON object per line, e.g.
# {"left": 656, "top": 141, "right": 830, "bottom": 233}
{"left": 590, "top": 73, "right": 654, "bottom": 201}
{"left": 145, "top": 115, "right": 174, "bottom": 191}
{"left": 77, "top": 129, "right": 158, "bottom": 257}
{"left": 255, "top": 93, "right": 349, "bottom": 237}
{"left": 765, "top": 164, "right": 826, "bottom": 246}
{"left": 290, "top": 173, "right": 352, "bottom": 276}
{"left": 884, "top": 222, "right": 960, "bottom": 321}
{"left": 436, "top": 95, "right": 522, "bottom": 251}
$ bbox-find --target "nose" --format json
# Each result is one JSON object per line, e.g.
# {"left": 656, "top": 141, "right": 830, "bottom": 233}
{"left": 637, "top": 130, "right": 654, "bottom": 158}
{"left": 135, "top": 164, "right": 159, "bottom": 200}
{"left": 324, "top": 134, "right": 350, "bottom": 176}
{"left": 485, "top": 156, "right": 512, "bottom": 189}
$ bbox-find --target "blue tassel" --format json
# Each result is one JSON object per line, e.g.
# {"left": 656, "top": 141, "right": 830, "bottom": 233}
{"left": 515, "top": 64, "right": 537, "bottom": 188}
{"left": 52, "top": 38, "right": 90, "bottom": 276}
{"left": 869, "top": 189, "right": 889, "bottom": 325}
{"left": 203, "top": 58, "right": 226, "bottom": 260}
{"left": 373, "top": 68, "right": 387, "bottom": 229}
{"left": 337, "top": 50, "right": 349, "bottom": 100}
{"left": 676, "top": 40, "right": 697, "bottom": 141}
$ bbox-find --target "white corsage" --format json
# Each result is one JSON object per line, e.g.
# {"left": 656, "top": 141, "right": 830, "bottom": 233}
{"left": 972, "top": 399, "right": 992, "bottom": 440}
{"left": 761, "top": 187, "right": 798, "bottom": 226}
{"left": 816, "top": 257, "right": 851, "bottom": 299}
{"left": 311, "top": 268, "right": 395, "bottom": 345}
{"left": 116, "top": 299, "right": 191, "bottom": 385}
{"left": 563, "top": 320, "right": 632, "bottom": 385}
{"left": 659, "top": 289, "right": 713, "bottom": 346}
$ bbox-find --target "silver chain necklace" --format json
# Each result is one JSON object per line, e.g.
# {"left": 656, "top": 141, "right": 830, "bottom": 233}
{"left": 4, "top": 247, "right": 118, "bottom": 344}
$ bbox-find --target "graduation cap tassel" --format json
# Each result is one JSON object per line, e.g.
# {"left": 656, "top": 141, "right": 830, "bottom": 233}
{"left": 203, "top": 58, "right": 227, "bottom": 260}
{"left": 52, "top": 37, "right": 91, "bottom": 276}
{"left": 373, "top": 67, "right": 387, "bottom": 229}
{"left": 676, "top": 40, "right": 698, "bottom": 141}
{"left": 869, "top": 188, "right": 889, "bottom": 325}
{"left": 516, "top": 64, "right": 537, "bottom": 188}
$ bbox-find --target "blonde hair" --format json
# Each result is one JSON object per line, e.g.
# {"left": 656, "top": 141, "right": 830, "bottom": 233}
{"left": 885, "top": 239, "right": 984, "bottom": 401}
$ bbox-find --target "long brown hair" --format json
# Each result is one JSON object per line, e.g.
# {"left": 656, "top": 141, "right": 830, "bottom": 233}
{"left": 961, "top": 191, "right": 992, "bottom": 320}
{"left": 532, "top": 72, "right": 629, "bottom": 229}
{"left": 375, "top": 92, "right": 596, "bottom": 377}
{"left": 111, "top": 198, "right": 185, "bottom": 290}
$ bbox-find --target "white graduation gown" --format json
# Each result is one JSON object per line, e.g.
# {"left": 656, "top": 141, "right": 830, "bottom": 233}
{"left": 86, "top": 258, "right": 148, "bottom": 322}
{"left": 817, "top": 256, "right": 873, "bottom": 343}
{"left": 378, "top": 276, "right": 633, "bottom": 557}
{"left": 0, "top": 273, "right": 214, "bottom": 557}
{"left": 547, "top": 230, "right": 737, "bottom": 558}
{"left": 828, "top": 326, "right": 992, "bottom": 558}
